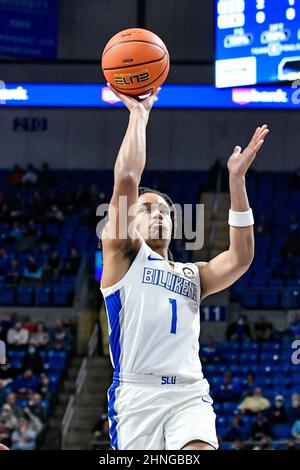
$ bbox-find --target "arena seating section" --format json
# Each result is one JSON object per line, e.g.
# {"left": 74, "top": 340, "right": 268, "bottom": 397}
{"left": 2, "top": 167, "right": 300, "bottom": 450}
{"left": 0, "top": 318, "right": 73, "bottom": 449}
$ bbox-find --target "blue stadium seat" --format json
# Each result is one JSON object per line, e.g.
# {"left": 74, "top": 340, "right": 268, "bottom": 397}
{"left": 17, "top": 286, "right": 34, "bottom": 306}
{"left": 35, "top": 286, "right": 52, "bottom": 306}
{"left": 240, "top": 353, "right": 258, "bottom": 364}
{"left": 0, "top": 286, "right": 15, "bottom": 305}
{"left": 241, "top": 287, "right": 260, "bottom": 309}
{"left": 241, "top": 342, "right": 260, "bottom": 352}
{"left": 272, "top": 424, "right": 291, "bottom": 439}
{"left": 260, "top": 352, "right": 280, "bottom": 364}
{"left": 52, "top": 286, "right": 73, "bottom": 306}
{"left": 223, "top": 402, "right": 239, "bottom": 414}
{"left": 261, "top": 288, "right": 281, "bottom": 309}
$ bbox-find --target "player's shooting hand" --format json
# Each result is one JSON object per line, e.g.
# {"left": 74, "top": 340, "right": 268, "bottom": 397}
{"left": 106, "top": 82, "right": 161, "bottom": 114}
{"left": 227, "top": 124, "right": 269, "bottom": 177}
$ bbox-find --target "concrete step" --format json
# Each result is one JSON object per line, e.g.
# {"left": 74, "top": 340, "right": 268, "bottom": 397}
{"left": 74, "top": 408, "right": 105, "bottom": 420}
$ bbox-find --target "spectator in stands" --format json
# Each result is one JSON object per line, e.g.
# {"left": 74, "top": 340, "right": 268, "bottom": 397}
{"left": 0, "top": 404, "right": 18, "bottom": 445}
{"left": 231, "top": 438, "right": 245, "bottom": 450}
{"left": 291, "top": 419, "right": 300, "bottom": 441}
{"left": 5, "top": 259, "right": 21, "bottom": 284}
{"left": 0, "top": 248, "right": 9, "bottom": 275}
{"left": 7, "top": 321, "right": 29, "bottom": 349}
{"left": 37, "top": 373, "right": 51, "bottom": 401}
{"left": 28, "top": 394, "right": 46, "bottom": 422}
{"left": 242, "top": 373, "right": 256, "bottom": 397}
{"left": 254, "top": 315, "right": 274, "bottom": 342}
{"left": 287, "top": 437, "right": 297, "bottom": 450}
{"left": 8, "top": 165, "right": 23, "bottom": 187}
{"left": 12, "top": 368, "right": 39, "bottom": 399}
{"left": 92, "top": 415, "right": 110, "bottom": 449}
{"left": 22, "top": 164, "right": 38, "bottom": 186}
{"left": 10, "top": 417, "right": 38, "bottom": 450}
{"left": 22, "top": 346, "right": 44, "bottom": 374}
{"left": 0, "top": 361, "right": 16, "bottom": 389}
{"left": 267, "top": 395, "right": 288, "bottom": 425}
{"left": 0, "top": 313, "right": 13, "bottom": 341}
{"left": 39, "top": 163, "right": 55, "bottom": 187}
{"left": 226, "top": 315, "right": 252, "bottom": 342}
{"left": 3, "top": 393, "right": 23, "bottom": 418}
{"left": 238, "top": 387, "right": 270, "bottom": 414}
{"left": 215, "top": 371, "right": 240, "bottom": 402}
{"left": 251, "top": 413, "right": 271, "bottom": 440}
{"left": 50, "top": 320, "right": 72, "bottom": 351}
{"left": 45, "top": 250, "right": 63, "bottom": 277}
{"left": 63, "top": 247, "right": 81, "bottom": 276}
{"left": 6, "top": 221, "right": 23, "bottom": 244}
{"left": 201, "top": 336, "right": 220, "bottom": 364}
{"left": 289, "top": 393, "right": 300, "bottom": 423}
{"left": 0, "top": 383, "right": 7, "bottom": 408}
{"left": 23, "top": 257, "right": 43, "bottom": 282}
{"left": 0, "top": 417, "right": 11, "bottom": 448}
{"left": 47, "top": 205, "right": 65, "bottom": 223}
{"left": 23, "top": 219, "right": 40, "bottom": 242}
{"left": 225, "top": 411, "right": 248, "bottom": 441}
{"left": 30, "top": 322, "right": 49, "bottom": 350}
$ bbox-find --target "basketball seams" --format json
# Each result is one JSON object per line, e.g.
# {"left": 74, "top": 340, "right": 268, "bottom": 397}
{"left": 102, "top": 39, "right": 167, "bottom": 58}
{"left": 103, "top": 52, "right": 166, "bottom": 71}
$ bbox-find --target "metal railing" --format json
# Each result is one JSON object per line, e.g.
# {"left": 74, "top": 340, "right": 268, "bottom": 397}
{"left": 61, "top": 394, "right": 75, "bottom": 449}
{"left": 88, "top": 323, "right": 99, "bottom": 358}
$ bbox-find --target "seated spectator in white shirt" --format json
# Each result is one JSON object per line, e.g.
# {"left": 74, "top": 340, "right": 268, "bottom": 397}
{"left": 30, "top": 323, "right": 49, "bottom": 350}
{"left": 7, "top": 322, "right": 29, "bottom": 350}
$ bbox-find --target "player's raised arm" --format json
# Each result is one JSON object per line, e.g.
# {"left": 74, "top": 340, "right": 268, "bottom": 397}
{"left": 197, "top": 125, "right": 269, "bottom": 300}
{"left": 103, "top": 85, "right": 160, "bottom": 246}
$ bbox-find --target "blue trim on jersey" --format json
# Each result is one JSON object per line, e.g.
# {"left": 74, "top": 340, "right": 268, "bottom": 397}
{"left": 108, "top": 380, "right": 120, "bottom": 450}
{"left": 105, "top": 289, "right": 122, "bottom": 451}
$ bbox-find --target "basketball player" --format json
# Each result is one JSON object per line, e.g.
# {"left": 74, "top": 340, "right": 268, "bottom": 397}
{"left": 100, "top": 83, "right": 269, "bottom": 450}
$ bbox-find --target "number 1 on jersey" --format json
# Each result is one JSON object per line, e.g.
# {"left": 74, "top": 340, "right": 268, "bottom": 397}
{"left": 168, "top": 298, "right": 177, "bottom": 334}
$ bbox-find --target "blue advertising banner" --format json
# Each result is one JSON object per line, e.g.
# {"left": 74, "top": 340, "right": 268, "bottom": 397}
{"left": 0, "top": 0, "right": 58, "bottom": 58}
{"left": 0, "top": 83, "right": 300, "bottom": 109}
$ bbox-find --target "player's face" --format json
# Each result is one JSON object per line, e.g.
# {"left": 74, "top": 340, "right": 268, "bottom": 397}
{"left": 135, "top": 193, "right": 172, "bottom": 242}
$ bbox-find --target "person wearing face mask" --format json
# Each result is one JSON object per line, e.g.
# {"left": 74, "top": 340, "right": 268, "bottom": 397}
{"left": 22, "top": 346, "right": 44, "bottom": 374}
{"left": 267, "top": 395, "right": 288, "bottom": 425}
{"left": 288, "top": 393, "right": 300, "bottom": 424}
{"left": 226, "top": 315, "right": 252, "bottom": 342}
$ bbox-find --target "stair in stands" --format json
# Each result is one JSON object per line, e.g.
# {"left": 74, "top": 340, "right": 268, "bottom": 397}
{"left": 62, "top": 356, "right": 112, "bottom": 450}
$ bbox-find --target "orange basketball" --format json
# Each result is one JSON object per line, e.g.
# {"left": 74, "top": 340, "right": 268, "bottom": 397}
{"left": 102, "top": 28, "right": 170, "bottom": 97}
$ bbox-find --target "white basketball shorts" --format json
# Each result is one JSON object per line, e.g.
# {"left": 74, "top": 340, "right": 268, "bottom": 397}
{"left": 107, "top": 372, "right": 218, "bottom": 450}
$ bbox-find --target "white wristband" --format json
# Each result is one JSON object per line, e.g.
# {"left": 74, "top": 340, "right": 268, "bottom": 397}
{"left": 228, "top": 208, "right": 254, "bottom": 227}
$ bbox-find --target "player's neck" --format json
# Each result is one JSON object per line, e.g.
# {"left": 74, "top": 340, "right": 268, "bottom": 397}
{"left": 147, "top": 242, "right": 169, "bottom": 260}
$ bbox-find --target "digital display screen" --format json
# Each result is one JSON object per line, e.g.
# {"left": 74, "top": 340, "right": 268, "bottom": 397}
{"left": 215, "top": 0, "right": 300, "bottom": 87}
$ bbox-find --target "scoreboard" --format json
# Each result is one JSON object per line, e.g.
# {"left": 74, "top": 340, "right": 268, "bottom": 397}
{"left": 215, "top": 0, "right": 300, "bottom": 87}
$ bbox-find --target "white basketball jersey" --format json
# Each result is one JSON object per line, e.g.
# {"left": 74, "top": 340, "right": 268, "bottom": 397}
{"left": 101, "top": 240, "right": 204, "bottom": 381}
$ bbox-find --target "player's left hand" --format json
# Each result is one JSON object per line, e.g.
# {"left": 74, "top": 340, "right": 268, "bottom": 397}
{"left": 227, "top": 124, "right": 269, "bottom": 177}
